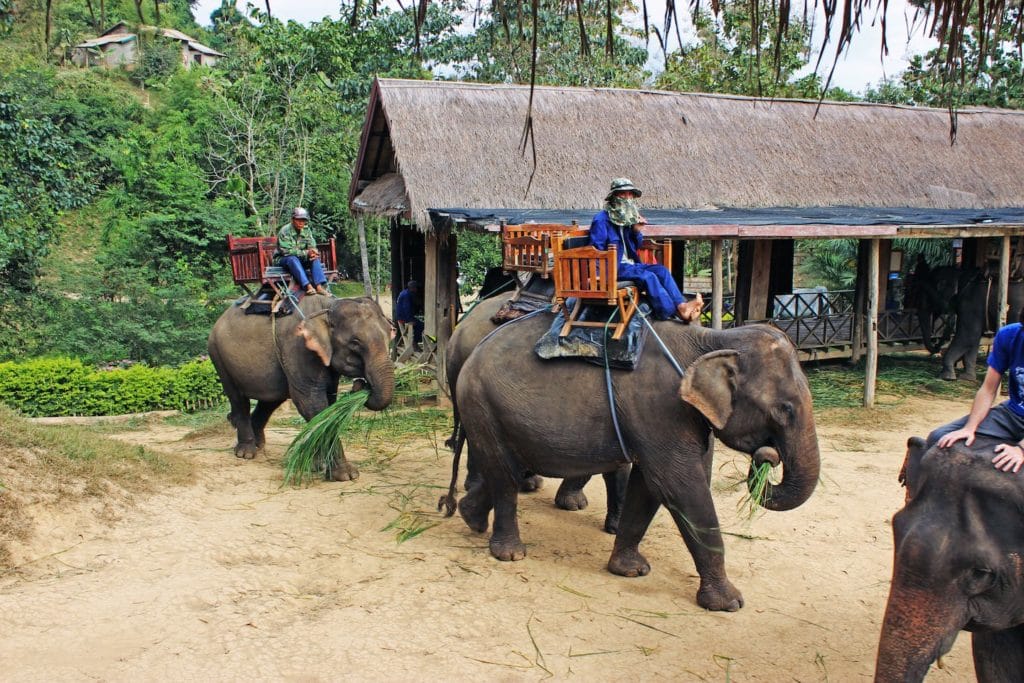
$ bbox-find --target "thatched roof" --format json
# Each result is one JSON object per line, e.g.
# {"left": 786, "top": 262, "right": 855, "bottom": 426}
{"left": 350, "top": 78, "right": 1024, "bottom": 231}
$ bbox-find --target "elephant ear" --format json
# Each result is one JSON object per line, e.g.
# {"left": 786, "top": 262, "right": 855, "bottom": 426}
{"left": 899, "top": 436, "right": 929, "bottom": 503}
{"left": 678, "top": 349, "right": 740, "bottom": 430}
{"left": 297, "top": 316, "right": 332, "bottom": 367}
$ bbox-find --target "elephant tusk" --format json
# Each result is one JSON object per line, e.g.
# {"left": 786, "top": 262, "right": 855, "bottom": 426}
{"left": 752, "top": 446, "right": 781, "bottom": 467}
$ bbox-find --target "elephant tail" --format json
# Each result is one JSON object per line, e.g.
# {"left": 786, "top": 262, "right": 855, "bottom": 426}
{"left": 438, "top": 417, "right": 464, "bottom": 517}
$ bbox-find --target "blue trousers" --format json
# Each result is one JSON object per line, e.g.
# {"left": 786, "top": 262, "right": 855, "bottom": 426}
{"left": 279, "top": 255, "right": 326, "bottom": 289}
{"left": 619, "top": 263, "right": 684, "bottom": 319}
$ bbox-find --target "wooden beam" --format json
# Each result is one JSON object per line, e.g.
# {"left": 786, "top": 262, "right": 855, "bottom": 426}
{"left": 864, "top": 239, "right": 880, "bottom": 408}
{"left": 877, "top": 239, "right": 892, "bottom": 314}
{"left": 749, "top": 241, "right": 772, "bottom": 319}
{"left": 712, "top": 239, "right": 723, "bottom": 329}
{"left": 999, "top": 235, "right": 1011, "bottom": 328}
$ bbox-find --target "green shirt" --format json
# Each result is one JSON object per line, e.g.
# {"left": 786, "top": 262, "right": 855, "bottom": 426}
{"left": 277, "top": 222, "right": 317, "bottom": 258}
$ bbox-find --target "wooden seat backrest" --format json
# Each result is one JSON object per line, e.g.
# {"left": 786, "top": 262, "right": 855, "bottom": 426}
{"left": 502, "top": 223, "right": 587, "bottom": 277}
{"left": 554, "top": 240, "right": 619, "bottom": 306}
{"left": 227, "top": 235, "right": 339, "bottom": 285}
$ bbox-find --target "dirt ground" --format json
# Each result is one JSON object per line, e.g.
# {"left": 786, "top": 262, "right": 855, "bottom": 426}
{"left": 0, "top": 395, "right": 977, "bottom": 682}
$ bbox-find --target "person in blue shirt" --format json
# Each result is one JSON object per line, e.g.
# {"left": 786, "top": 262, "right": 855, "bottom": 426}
{"left": 396, "top": 280, "right": 423, "bottom": 349}
{"left": 590, "top": 178, "right": 703, "bottom": 322}
{"left": 929, "top": 315, "right": 1024, "bottom": 472}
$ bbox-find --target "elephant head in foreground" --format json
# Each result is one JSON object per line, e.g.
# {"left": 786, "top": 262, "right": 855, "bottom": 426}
{"left": 207, "top": 295, "right": 395, "bottom": 481}
{"left": 455, "top": 315, "right": 821, "bottom": 611}
{"left": 875, "top": 436, "right": 1024, "bottom": 682}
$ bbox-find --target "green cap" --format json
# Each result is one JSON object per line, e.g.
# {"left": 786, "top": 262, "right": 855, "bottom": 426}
{"left": 606, "top": 178, "right": 642, "bottom": 200}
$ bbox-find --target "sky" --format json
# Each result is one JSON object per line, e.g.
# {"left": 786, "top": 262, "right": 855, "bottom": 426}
{"left": 194, "top": 0, "right": 937, "bottom": 93}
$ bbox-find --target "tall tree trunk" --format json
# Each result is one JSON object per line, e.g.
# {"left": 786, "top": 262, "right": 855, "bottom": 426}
{"left": 85, "top": 0, "right": 97, "bottom": 30}
{"left": 100, "top": 0, "right": 105, "bottom": 30}
{"left": 45, "top": 0, "right": 53, "bottom": 48}
{"left": 133, "top": 0, "right": 144, "bottom": 23}
{"left": 264, "top": 0, "right": 271, "bottom": 18}
{"left": 349, "top": 0, "right": 361, "bottom": 27}
{"left": 153, "top": 0, "right": 160, "bottom": 24}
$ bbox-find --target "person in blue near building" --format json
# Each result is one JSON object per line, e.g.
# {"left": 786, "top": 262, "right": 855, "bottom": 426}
{"left": 396, "top": 279, "right": 424, "bottom": 350}
{"left": 928, "top": 309, "right": 1024, "bottom": 473}
{"left": 277, "top": 206, "right": 328, "bottom": 296}
{"left": 590, "top": 178, "right": 703, "bottom": 322}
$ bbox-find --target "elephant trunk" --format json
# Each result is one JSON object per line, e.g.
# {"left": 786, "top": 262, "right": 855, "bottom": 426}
{"left": 874, "top": 580, "right": 963, "bottom": 682}
{"left": 362, "top": 357, "right": 395, "bottom": 411}
{"left": 756, "top": 422, "right": 821, "bottom": 512}
{"left": 919, "top": 309, "right": 944, "bottom": 354}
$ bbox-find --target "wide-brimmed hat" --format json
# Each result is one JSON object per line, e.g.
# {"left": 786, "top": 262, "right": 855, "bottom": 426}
{"left": 605, "top": 178, "right": 642, "bottom": 200}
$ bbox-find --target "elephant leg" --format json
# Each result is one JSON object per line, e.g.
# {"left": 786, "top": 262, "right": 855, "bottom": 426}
{"left": 972, "top": 625, "right": 1024, "bottom": 683}
{"left": 555, "top": 476, "right": 591, "bottom": 511}
{"left": 519, "top": 472, "right": 544, "bottom": 492}
{"left": 292, "top": 394, "right": 359, "bottom": 482}
{"left": 662, "top": 473, "right": 743, "bottom": 612}
{"left": 488, "top": 470, "right": 526, "bottom": 561}
{"left": 225, "top": 393, "right": 257, "bottom": 459}
{"left": 960, "top": 347, "right": 979, "bottom": 382}
{"left": 602, "top": 466, "right": 629, "bottom": 534}
{"left": 458, "top": 476, "right": 492, "bottom": 533}
{"left": 607, "top": 465, "right": 660, "bottom": 577}
{"left": 250, "top": 399, "right": 284, "bottom": 450}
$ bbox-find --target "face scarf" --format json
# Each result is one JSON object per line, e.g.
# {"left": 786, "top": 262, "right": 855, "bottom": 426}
{"left": 605, "top": 197, "right": 641, "bottom": 227}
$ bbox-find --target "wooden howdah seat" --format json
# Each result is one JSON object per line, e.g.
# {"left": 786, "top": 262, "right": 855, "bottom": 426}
{"left": 500, "top": 222, "right": 588, "bottom": 279}
{"left": 227, "top": 234, "right": 340, "bottom": 296}
{"left": 553, "top": 233, "right": 673, "bottom": 340}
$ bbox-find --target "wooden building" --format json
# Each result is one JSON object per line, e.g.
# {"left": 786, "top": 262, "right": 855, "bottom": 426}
{"left": 72, "top": 22, "right": 225, "bottom": 70}
{"left": 349, "top": 78, "right": 1024, "bottom": 402}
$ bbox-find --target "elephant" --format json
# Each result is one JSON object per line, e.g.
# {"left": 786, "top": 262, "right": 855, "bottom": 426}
{"left": 207, "top": 295, "right": 395, "bottom": 481}
{"left": 910, "top": 264, "right": 1024, "bottom": 381}
{"left": 875, "top": 436, "right": 1024, "bottom": 682}
{"left": 444, "top": 289, "right": 628, "bottom": 533}
{"left": 455, "top": 314, "right": 821, "bottom": 611}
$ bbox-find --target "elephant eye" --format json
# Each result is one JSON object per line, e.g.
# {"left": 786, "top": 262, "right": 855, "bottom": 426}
{"left": 773, "top": 402, "right": 796, "bottom": 425}
{"left": 961, "top": 568, "right": 996, "bottom": 596}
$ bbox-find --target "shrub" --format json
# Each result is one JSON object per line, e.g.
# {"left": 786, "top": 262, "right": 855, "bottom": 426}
{"left": 0, "top": 357, "right": 224, "bottom": 417}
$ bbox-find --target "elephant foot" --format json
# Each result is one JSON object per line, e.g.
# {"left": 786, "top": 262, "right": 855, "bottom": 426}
{"left": 489, "top": 537, "right": 527, "bottom": 561}
{"left": 697, "top": 578, "right": 744, "bottom": 612}
{"left": 519, "top": 473, "right": 544, "bottom": 493}
{"left": 326, "top": 460, "right": 359, "bottom": 482}
{"left": 463, "top": 471, "right": 482, "bottom": 492}
{"left": 607, "top": 547, "right": 651, "bottom": 577}
{"left": 234, "top": 441, "right": 259, "bottom": 460}
{"left": 458, "top": 493, "right": 490, "bottom": 533}
{"left": 940, "top": 369, "right": 957, "bottom": 381}
{"left": 554, "top": 485, "right": 588, "bottom": 511}
{"left": 603, "top": 511, "right": 621, "bottom": 535}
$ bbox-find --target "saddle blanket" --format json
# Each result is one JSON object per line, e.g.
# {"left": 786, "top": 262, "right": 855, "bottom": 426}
{"left": 534, "top": 301, "right": 650, "bottom": 370}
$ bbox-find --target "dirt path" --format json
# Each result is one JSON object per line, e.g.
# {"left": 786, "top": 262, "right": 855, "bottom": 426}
{"left": 0, "top": 397, "right": 974, "bottom": 681}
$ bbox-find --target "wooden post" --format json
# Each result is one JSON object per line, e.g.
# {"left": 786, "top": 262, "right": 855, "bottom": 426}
{"left": 851, "top": 241, "right": 868, "bottom": 363}
{"left": 999, "top": 235, "right": 1011, "bottom": 329}
{"left": 749, "top": 240, "right": 772, "bottom": 320}
{"left": 424, "top": 233, "right": 438, "bottom": 339}
{"left": 864, "top": 238, "right": 880, "bottom": 407}
{"left": 712, "top": 239, "right": 723, "bottom": 329}
{"left": 357, "top": 215, "right": 372, "bottom": 297}
{"left": 878, "top": 240, "right": 892, "bottom": 313}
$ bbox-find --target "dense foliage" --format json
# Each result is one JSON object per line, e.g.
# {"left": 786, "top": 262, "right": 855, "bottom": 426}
{"left": 0, "top": 357, "right": 223, "bottom": 416}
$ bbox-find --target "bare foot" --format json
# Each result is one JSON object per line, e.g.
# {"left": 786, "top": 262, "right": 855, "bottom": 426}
{"left": 676, "top": 294, "right": 704, "bottom": 322}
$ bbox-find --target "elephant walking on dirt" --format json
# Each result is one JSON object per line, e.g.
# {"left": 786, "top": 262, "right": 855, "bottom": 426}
{"left": 445, "top": 292, "right": 628, "bottom": 533}
{"left": 911, "top": 264, "right": 1024, "bottom": 381}
{"left": 208, "top": 296, "right": 395, "bottom": 481}
{"left": 875, "top": 436, "right": 1024, "bottom": 682}
{"left": 456, "top": 314, "right": 821, "bottom": 611}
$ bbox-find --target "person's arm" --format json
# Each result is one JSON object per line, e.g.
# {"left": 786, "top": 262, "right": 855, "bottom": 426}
{"left": 936, "top": 365, "right": 1003, "bottom": 448}
{"left": 304, "top": 230, "right": 319, "bottom": 259}
{"left": 589, "top": 213, "right": 611, "bottom": 251}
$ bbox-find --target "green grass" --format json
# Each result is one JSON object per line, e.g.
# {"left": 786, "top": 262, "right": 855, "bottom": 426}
{"left": 806, "top": 353, "right": 983, "bottom": 409}
{"left": 330, "top": 281, "right": 370, "bottom": 298}
{"left": 282, "top": 390, "right": 370, "bottom": 485}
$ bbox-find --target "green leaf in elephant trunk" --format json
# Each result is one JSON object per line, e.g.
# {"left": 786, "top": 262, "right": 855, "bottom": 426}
{"left": 282, "top": 389, "right": 370, "bottom": 485}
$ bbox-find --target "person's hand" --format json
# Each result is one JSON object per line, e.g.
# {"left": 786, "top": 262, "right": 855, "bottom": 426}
{"left": 307, "top": 248, "right": 319, "bottom": 259}
{"left": 936, "top": 428, "right": 975, "bottom": 448}
{"left": 992, "top": 443, "right": 1024, "bottom": 472}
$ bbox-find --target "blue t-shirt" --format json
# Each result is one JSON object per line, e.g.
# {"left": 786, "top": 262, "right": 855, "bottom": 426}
{"left": 987, "top": 322, "right": 1024, "bottom": 416}
{"left": 396, "top": 288, "right": 417, "bottom": 322}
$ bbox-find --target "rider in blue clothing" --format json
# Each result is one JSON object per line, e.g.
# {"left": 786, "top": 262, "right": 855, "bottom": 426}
{"left": 396, "top": 280, "right": 423, "bottom": 348}
{"left": 928, "top": 317, "right": 1024, "bottom": 472}
{"left": 590, "top": 178, "right": 702, "bottom": 322}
